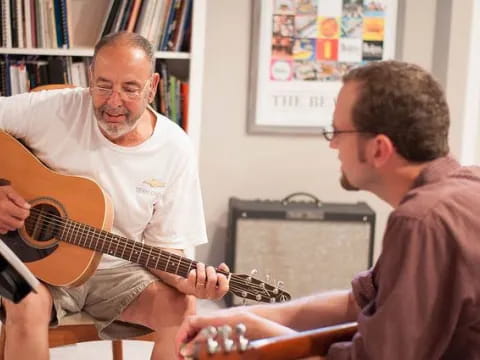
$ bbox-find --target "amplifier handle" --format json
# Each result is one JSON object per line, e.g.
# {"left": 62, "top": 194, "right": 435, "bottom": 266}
{"left": 281, "top": 192, "right": 322, "bottom": 206}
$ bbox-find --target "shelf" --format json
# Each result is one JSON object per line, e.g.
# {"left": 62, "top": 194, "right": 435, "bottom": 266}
{"left": 0, "top": 47, "right": 191, "bottom": 59}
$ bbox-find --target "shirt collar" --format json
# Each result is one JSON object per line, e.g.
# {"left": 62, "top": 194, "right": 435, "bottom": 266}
{"left": 411, "top": 156, "right": 461, "bottom": 189}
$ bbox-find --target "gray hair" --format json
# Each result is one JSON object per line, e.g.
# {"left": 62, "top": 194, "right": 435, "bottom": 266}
{"left": 92, "top": 31, "right": 155, "bottom": 73}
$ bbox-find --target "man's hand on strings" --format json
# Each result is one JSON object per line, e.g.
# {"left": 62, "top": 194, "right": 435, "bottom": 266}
{"left": 177, "top": 262, "right": 230, "bottom": 300}
{"left": 0, "top": 181, "right": 30, "bottom": 234}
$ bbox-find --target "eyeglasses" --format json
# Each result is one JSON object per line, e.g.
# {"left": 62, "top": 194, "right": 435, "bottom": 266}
{"left": 321, "top": 125, "right": 374, "bottom": 141}
{"left": 90, "top": 79, "right": 151, "bottom": 101}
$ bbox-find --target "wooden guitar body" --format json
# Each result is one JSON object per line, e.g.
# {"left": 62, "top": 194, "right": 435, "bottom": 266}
{"left": 0, "top": 130, "right": 291, "bottom": 303}
{"left": 0, "top": 130, "right": 113, "bottom": 287}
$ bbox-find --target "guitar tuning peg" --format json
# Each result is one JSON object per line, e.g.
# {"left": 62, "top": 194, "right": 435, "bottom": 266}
{"left": 272, "top": 280, "right": 284, "bottom": 295}
{"left": 265, "top": 273, "right": 271, "bottom": 283}
{"left": 219, "top": 325, "right": 232, "bottom": 337}
{"left": 241, "top": 298, "right": 247, "bottom": 305}
{"left": 247, "top": 269, "right": 258, "bottom": 282}
{"left": 201, "top": 325, "right": 218, "bottom": 338}
{"left": 250, "top": 269, "right": 258, "bottom": 276}
{"left": 200, "top": 326, "right": 219, "bottom": 354}
{"left": 207, "top": 337, "right": 219, "bottom": 354}
{"left": 235, "top": 323, "right": 246, "bottom": 335}
{"left": 218, "top": 325, "right": 234, "bottom": 352}
{"left": 235, "top": 323, "right": 249, "bottom": 351}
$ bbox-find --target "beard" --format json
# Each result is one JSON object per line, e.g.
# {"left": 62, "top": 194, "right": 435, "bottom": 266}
{"left": 94, "top": 104, "right": 140, "bottom": 139}
{"left": 339, "top": 141, "right": 368, "bottom": 191}
{"left": 340, "top": 171, "right": 360, "bottom": 191}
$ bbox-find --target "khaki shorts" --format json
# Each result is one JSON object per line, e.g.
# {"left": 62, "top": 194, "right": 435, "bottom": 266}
{"left": 48, "top": 263, "right": 159, "bottom": 340}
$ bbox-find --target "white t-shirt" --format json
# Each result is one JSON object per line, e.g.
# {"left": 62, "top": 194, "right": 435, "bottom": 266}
{"left": 0, "top": 88, "right": 208, "bottom": 268}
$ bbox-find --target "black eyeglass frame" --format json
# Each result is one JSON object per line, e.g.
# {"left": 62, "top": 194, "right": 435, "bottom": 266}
{"left": 321, "top": 129, "right": 377, "bottom": 141}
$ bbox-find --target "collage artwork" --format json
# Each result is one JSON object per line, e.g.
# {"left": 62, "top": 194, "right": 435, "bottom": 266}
{"left": 271, "top": 0, "right": 387, "bottom": 82}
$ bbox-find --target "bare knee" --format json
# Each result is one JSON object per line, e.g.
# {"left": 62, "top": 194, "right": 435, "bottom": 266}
{"left": 123, "top": 281, "right": 196, "bottom": 329}
{"left": 3, "top": 283, "right": 52, "bottom": 330}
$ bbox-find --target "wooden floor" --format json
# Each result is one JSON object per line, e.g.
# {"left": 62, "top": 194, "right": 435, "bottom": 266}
{"left": 51, "top": 340, "right": 153, "bottom": 360}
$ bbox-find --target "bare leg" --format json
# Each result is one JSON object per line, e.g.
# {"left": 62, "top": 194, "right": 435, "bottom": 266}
{"left": 119, "top": 281, "right": 196, "bottom": 360}
{"left": 2, "top": 284, "right": 52, "bottom": 360}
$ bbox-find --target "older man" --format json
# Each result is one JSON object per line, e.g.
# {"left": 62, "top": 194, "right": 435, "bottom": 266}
{"left": 0, "top": 31, "right": 229, "bottom": 360}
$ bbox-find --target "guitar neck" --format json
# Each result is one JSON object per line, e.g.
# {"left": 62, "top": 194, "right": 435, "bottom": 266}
{"left": 59, "top": 218, "right": 219, "bottom": 278}
{"left": 250, "top": 322, "right": 358, "bottom": 359}
{"left": 43, "top": 215, "right": 291, "bottom": 304}
{"left": 194, "top": 322, "right": 358, "bottom": 360}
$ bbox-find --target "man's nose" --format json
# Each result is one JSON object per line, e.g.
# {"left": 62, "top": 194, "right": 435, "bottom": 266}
{"left": 106, "top": 90, "right": 123, "bottom": 106}
{"left": 329, "top": 137, "right": 338, "bottom": 149}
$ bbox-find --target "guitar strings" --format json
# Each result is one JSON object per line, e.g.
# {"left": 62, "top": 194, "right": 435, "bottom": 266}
{"left": 23, "top": 208, "right": 284, "bottom": 299}
{"left": 22, "top": 208, "right": 285, "bottom": 300}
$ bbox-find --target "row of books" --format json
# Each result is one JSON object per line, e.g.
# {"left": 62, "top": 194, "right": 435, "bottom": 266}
{"left": 155, "top": 60, "right": 188, "bottom": 130}
{"left": 0, "top": 0, "right": 193, "bottom": 51}
{"left": 1, "top": 0, "right": 69, "bottom": 49}
{"left": 0, "top": 55, "right": 189, "bottom": 130}
{"left": 0, "top": 56, "right": 89, "bottom": 95}
{"left": 102, "top": 0, "right": 193, "bottom": 52}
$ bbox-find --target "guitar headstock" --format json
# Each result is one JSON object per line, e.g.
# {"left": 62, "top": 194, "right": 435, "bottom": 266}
{"left": 182, "top": 324, "right": 250, "bottom": 360}
{"left": 183, "top": 322, "right": 358, "bottom": 360}
{"left": 229, "top": 272, "right": 291, "bottom": 304}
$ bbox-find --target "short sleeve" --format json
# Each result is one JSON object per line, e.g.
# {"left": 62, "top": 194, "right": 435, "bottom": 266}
{"left": 141, "top": 140, "right": 208, "bottom": 250}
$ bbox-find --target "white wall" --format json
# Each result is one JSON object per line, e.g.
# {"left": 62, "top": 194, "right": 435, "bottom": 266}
{"left": 196, "top": 0, "right": 478, "bottom": 270}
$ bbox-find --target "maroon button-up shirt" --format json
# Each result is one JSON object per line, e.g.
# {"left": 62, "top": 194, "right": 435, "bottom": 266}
{"left": 328, "top": 156, "right": 480, "bottom": 359}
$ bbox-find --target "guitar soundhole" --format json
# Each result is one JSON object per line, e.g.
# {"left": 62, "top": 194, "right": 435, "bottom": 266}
{"left": 25, "top": 204, "right": 62, "bottom": 242}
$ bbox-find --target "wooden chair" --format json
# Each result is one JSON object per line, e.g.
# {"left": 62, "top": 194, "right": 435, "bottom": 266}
{"left": 0, "top": 312, "right": 155, "bottom": 360}
{"left": 0, "top": 83, "right": 156, "bottom": 360}
{"left": 30, "top": 83, "right": 77, "bottom": 91}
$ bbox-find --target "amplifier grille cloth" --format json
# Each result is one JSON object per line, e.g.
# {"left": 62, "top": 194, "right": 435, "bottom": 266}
{"left": 233, "top": 218, "right": 371, "bottom": 303}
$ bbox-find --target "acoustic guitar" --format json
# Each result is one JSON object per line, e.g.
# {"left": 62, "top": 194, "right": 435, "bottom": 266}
{"left": 0, "top": 130, "right": 291, "bottom": 304}
{"left": 188, "top": 322, "right": 358, "bottom": 359}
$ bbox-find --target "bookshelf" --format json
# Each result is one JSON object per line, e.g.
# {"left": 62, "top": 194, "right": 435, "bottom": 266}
{"left": 0, "top": 0, "right": 206, "bottom": 155}
{"left": 0, "top": 48, "right": 191, "bottom": 58}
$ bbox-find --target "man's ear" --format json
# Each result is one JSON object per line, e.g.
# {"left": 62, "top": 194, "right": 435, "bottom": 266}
{"left": 370, "top": 134, "right": 394, "bottom": 168}
{"left": 148, "top": 73, "right": 160, "bottom": 103}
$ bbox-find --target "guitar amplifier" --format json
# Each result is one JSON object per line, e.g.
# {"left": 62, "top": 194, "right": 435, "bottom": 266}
{"left": 226, "top": 193, "right": 375, "bottom": 306}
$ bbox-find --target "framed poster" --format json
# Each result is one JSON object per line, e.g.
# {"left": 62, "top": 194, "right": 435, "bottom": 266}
{"left": 247, "top": 0, "right": 398, "bottom": 135}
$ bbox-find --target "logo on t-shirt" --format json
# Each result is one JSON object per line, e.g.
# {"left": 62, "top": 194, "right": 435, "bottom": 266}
{"left": 143, "top": 178, "right": 166, "bottom": 188}
{"left": 136, "top": 178, "right": 166, "bottom": 197}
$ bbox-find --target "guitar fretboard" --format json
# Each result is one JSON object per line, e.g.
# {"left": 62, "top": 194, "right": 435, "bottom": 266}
{"left": 59, "top": 218, "right": 200, "bottom": 278}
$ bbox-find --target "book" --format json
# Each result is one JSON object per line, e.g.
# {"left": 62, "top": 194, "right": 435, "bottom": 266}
{"left": 10, "top": 0, "right": 18, "bottom": 47}
{"left": 180, "top": 80, "right": 188, "bottom": 130}
{"left": 15, "top": 0, "right": 24, "bottom": 48}
{"left": 23, "top": 0, "right": 32, "bottom": 47}
{"left": 118, "top": 0, "right": 133, "bottom": 31}
{"left": 0, "top": 240, "right": 39, "bottom": 304}
{"left": 125, "top": 0, "right": 141, "bottom": 32}
{"left": 53, "top": 0, "right": 64, "bottom": 47}
{"left": 173, "top": 0, "right": 190, "bottom": 51}
{"left": 59, "top": 0, "right": 69, "bottom": 47}
{"left": 100, "top": 0, "right": 121, "bottom": 37}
